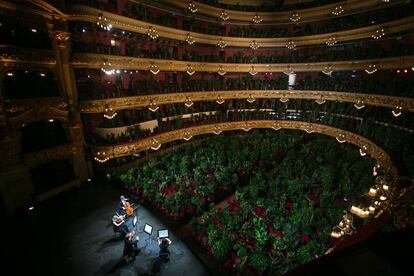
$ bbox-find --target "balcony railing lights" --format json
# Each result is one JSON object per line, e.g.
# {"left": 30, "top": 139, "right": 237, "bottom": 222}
{"left": 103, "top": 106, "right": 117, "bottom": 119}
{"left": 150, "top": 138, "right": 161, "bottom": 150}
{"left": 286, "top": 40, "right": 296, "bottom": 50}
{"left": 147, "top": 26, "right": 159, "bottom": 39}
{"left": 372, "top": 28, "right": 385, "bottom": 40}
{"left": 336, "top": 133, "right": 346, "bottom": 143}
{"left": 249, "top": 66, "right": 258, "bottom": 76}
{"left": 250, "top": 40, "right": 259, "bottom": 50}
{"left": 216, "top": 95, "right": 225, "bottom": 104}
{"left": 212, "top": 126, "right": 222, "bottom": 135}
{"left": 332, "top": 5, "right": 344, "bottom": 16}
{"left": 218, "top": 66, "right": 227, "bottom": 76}
{"left": 331, "top": 211, "right": 355, "bottom": 238}
{"left": 359, "top": 145, "right": 368, "bottom": 156}
{"left": 183, "top": 130, "right": 193, "bottom": 141}
{"left": 185, "top": 33, "right": 195, "bottom": 45}
{"left": 217, "top": 38, "right": 227, "bottom": 49}
{"left": 392, "top": 106, "right": 402, "bottom": 117}
{"left": 219, "top": 9, "right": 229, "bottom": 21}
{"left": 315, "top": 96, "right": 326, "bottom": 105}
{"left": 246, "top": 94, "right": 256, "bottom": 103}
{"left": 242, "top": 122, "right": 252, "bottom": 131}
{"left": 326, "top": 36, "right": 337, "bottom": 46}
{"left": 186, "top": 65, "right": 195, "bottom": 75}
{"left": 94, "top": 151, "right": 110, "bottom": 163}
{"left": 252, "top": 14, "right": 262, "bottom": 23}
{"left": 354, "top": 100, "right": 365, "bottom": 110}
{"left": 148, "top": 100, "right": 159, "bottom": 112}
{"left": 97, "top": 13, "right": 112, "bottom": 31}
{"left": 149, "top": 63, "right": 160, "bottom": 75}
{"left": 100, "top": 61, "right": 116, "bottom": 75}
{"left": 184, "top": 97, "right": 194, "bottom": 107}
{"left": 365, "top": 64, "right": 378, "bottom": 74}
{"left": 279, "top": 97, "right": 289, "bottom": 103}
{"left": 272, "top": 123, "right": 282, "bottom": 131}
{"left": 188, "top": 1, "right": 198, "bottom": 13}
{"left": 290, "top": 12, "right": 301, "bottom": 22}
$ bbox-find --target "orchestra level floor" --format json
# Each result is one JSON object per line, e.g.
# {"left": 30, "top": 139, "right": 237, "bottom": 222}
{"left": 2, "top": 178, "right": 209, "bottom": 276}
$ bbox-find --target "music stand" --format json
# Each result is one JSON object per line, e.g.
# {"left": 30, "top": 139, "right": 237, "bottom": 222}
{"left": 142, "top": 223, "right": 154, "bottom": 255}
{"left": 158, "top": 229, "right": 169, "bottom": 239}
{"left": 144, "top": 223, "right": 153, "bottom": 235}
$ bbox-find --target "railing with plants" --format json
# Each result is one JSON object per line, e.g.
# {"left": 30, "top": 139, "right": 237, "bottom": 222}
{"left": 69, "top": 22, "right": 414, "bottom": 63}
{"left": 69, "top": 0, "right": 412, "bottom": 38}
{"left": 75, "top": 73, "right": 414, "bottom": 100}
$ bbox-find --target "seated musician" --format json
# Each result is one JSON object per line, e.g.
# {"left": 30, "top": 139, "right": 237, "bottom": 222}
{"left": 119, "top": 195, "right": 128, "bottom": 215}
{"left": 112, "top": 214, "right": 128, "bottom": 237}
{"left": 123, "top": 230, "right": 140, "bottom": 262}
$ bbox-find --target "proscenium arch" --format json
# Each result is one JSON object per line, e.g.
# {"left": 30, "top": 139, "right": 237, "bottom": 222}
{"left": 77, "top": 90, "right": 414, "bottom": 113}
{"left": 92, "top": 120, "right": 399, "bottom": 183}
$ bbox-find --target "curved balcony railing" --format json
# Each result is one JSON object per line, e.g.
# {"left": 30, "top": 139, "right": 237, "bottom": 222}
{"left": 77, "top": 90, "right": 414, "bottom": 114}
{"left": 71, "top": 53, "right": 414, "bottom": 74}
{"left": 75, "top": 73, "right": 414, "bottom": 99}
{"left": 155, "top": 0, "right": 398, "bottom": 22}
{"left": 89, "top": 120, "right": 398, "bottom": 179}
{"left": 66, "top": 5, "right": 414, "bottom": 48}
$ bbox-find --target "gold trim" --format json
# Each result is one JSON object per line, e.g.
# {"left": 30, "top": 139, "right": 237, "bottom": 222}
{"left": 71, "top": 53, "right": 414, "bottom": 72}
{"left": 6, "top": 98, "right": 69, "bottom": 127}
{"left": 91, "top": 120, "right": 398, "bottom": 178}
{"left": 67, "top": 5, "right": 414, "bottom": 48}
{"left": 160, "top": 0, "right": 398, "bottom": 23}
{"left": 78, "top": 90, "right": 414, "bottom": 113}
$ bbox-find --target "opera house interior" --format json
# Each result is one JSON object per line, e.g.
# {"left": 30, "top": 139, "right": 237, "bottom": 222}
{"left": 0, "top": 0, "right": 413, "bottom": 275}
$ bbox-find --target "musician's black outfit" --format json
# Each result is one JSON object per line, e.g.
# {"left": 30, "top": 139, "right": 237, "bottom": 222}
{"left": 150, "top": 240, "right": 170, "bottom": 274}
{"left": 123, "top": 236, "right": 140, "bottom": 262}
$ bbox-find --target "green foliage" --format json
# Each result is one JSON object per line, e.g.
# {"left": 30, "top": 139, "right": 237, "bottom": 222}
{"left": 250, "top": 252, "right": 269, "bottom": 272}
{"left": 253, "top": 217, "right": 269, "bottom": 248}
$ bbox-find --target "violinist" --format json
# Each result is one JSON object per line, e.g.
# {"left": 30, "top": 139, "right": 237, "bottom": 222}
{"left": 112, "top": 213, "right": 128, "bottom": 237}
{"left": 123, "top": 230, "right": 140, "bottom": 262}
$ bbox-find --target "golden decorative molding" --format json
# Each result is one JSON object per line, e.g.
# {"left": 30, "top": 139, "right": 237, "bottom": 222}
{"left": 71, "top": 53, "right": 414, "bottom": 73}
{"left": 0, "top": 46, "right": 56, "bottom": 68}
{"left": 78, "top": 90, "right": 414, "bottom": 113}
{"left": 48, "top": 30, "right": 70, "bottom": 48}
{"left": 91, "top": 120, "right": 398, "bottom": 178}
{"left": 22, "top": 143, "right": 78, "bottom": 168}
{"left": 67, "top": 5, "right": 414, "bottom": 47}
{"left": 5, "top": 98, "right": 69, "bottom": 127}
{"left": 0, "top": 0, "right": 66, "bottom": 19}
{"left": 160, "top": 0, "right": 398, "bottom": 23}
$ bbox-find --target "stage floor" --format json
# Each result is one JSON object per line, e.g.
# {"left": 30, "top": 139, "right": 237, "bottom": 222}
{"left": 4, "top": 180, "right": 209, "bottom": 276}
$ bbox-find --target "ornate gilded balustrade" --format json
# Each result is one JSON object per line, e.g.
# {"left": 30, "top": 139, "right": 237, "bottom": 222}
{"left": 91, "top": 120, "right": 399, "bottom": 180}
{"left": 71, "top": 53, "right": 414, "bottom": 73}
{"left": 159, "top": 0, "right": 399, "bottom": 23}
{"left": 77, "top": 90, "right": 414, "bottom": 114}
{"left": 0, "top": 46, "right": 56, "bottom": 68}
{"left": 67, "top": 5, "right": 414, "bottom": 48}
{"left": 4, "top": 98, "right": 69, "bottom": 127}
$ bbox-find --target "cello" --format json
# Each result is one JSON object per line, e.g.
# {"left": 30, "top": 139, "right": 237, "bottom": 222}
{"left": 124, "top": 201, "right": 139, "bottom": 216}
